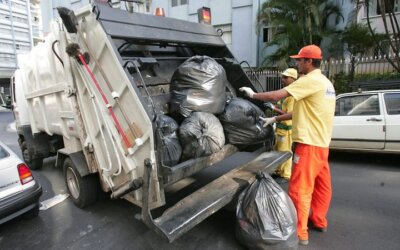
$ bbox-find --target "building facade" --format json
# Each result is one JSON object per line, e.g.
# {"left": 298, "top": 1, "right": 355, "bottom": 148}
{"left": 356, "top": 0, "right": 400, "bottom": 56}
{"left": 152, "top": 0, "right": 261, "bottom": 67}
{"left": 0, "top": 0, "right": 31, "bottom": 80}
{"left": 40, "top": 0, "right": 89, "bottom": 36}
{"left": 0, "top": 0, "right": 42, "bottom": 93}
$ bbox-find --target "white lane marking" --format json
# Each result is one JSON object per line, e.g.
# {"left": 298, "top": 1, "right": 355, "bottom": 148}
{"left": 39, "top": 193, "right": 70, "bottom": 210}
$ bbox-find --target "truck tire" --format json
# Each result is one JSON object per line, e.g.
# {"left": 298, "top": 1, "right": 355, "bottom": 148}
{"left": 63, "top": 158, "right": 99, "bottom": 208}
{"left": 21, "top": 141, "right": 43, "bottom": 170}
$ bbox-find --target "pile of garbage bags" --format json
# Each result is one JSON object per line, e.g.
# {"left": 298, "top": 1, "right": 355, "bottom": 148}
{"left": 157, "top": 55, "right": 275, "bottom": 163}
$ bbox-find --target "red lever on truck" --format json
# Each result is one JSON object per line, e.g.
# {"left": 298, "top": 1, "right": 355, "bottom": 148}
{"left": 77, "top": 53, "right": 131, "bottom": 148}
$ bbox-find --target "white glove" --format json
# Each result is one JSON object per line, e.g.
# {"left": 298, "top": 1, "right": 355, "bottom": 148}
{"left": 239, "top": 87, "right": 255, "bottom": 98}
{"left": 259, "top": 116, "right": 276, "bottom": 127}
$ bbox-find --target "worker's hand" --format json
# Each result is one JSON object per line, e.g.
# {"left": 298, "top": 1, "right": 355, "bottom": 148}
{"left": 264, "top": 102, "right": 275, "bottom": 110}
{"left": 259, "top": 116, "right": 276, "bottom": 127}
{"left": 239, "top": 87, "right": 255, "bottom": 98}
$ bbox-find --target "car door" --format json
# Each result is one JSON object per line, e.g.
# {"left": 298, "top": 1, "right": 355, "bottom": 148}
{"left": 331, "top": 93, "right": 385, "bottom": 149}
{"left": 383, "top": 92, "right": 400, "bottom": 151}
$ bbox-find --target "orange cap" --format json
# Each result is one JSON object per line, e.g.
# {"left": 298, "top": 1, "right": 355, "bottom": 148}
{"left": 290, "top": 44, "right": 322, "bottom": 59}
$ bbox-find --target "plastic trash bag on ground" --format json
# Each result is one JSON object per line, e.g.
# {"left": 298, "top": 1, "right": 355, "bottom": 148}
{"left": 219, "top": 98, "right": 274, "bottom": 146}
{"left": 156, "top": 114, "right": 182, "bottom": 166}
{"left": 179, "top": 112, "right": 225, "bottom": 159}
{"left": 170, "top": 56, "right": 227, "bottom": 117}
{"left": 236, "top": 172, "right": 298, "bottom": 250}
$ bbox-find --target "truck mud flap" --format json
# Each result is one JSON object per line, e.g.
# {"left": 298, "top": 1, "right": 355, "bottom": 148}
{"left": 141, "top": 151, "right": 291, "bottom": 242}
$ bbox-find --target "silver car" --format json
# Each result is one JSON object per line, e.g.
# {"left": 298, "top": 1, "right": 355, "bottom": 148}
{"left": 0, "top": 140, "right": 42, "bottom": 224}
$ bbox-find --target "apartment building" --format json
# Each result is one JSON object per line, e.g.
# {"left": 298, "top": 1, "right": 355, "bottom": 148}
{"left": 0, "top": 0, "right": 31, "bottom": 81}
{"left": 0, "top": 0, "right": 42, "bottom": 93}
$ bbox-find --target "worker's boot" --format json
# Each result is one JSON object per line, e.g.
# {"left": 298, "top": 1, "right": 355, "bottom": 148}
{"left": 308, "top": 219, "right": 327, "bottom": 233}
{"left": 299, "top": 239, "right": 309, "bottom": 245}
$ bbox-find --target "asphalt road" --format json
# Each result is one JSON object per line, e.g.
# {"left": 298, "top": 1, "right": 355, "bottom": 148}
{"left": 0, "top": 110, "right": 399, "bottom": 250}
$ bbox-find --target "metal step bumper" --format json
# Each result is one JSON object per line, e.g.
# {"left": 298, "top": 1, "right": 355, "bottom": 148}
{"left": 141, "top": 151, "right": 291, "bottom": 242}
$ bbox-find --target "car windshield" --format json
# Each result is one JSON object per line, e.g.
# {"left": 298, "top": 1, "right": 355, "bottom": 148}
{"left": 336, "top": 94, "right": 380, "bottom": 116}
{"left": 0, "top": 145, "right": 10, "bottom": 159}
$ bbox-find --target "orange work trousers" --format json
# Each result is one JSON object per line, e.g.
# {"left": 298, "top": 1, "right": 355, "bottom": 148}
{"left": 288, "top": 143, "right": 332, "bottom": 240}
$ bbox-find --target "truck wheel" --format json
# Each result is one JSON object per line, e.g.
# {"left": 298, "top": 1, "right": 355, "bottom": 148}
{"left": 63, "top": 158, "right": 98, "bottom": 208}
{"left": 21, "top": 141, "right": 43, "bottom": 170}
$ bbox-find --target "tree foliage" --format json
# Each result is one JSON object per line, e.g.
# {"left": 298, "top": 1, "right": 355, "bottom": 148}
{"left": 364, "top": 0, "right": 400, "bottom": 72}
{"left": 258, "top": 0, "right": 343, "bottom": 68}
{"left": 341, "top": 23, "right": 376, "bottom": 56}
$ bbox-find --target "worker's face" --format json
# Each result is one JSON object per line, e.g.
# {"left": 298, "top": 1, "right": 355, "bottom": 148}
{"left": 295, "top": 58, "right": 311, "bottom": 74}
{"left": 281, "top": 75, "right": 295, "bottom": 87}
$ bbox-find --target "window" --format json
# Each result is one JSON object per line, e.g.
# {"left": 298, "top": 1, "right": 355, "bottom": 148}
{"left": 335, "top": 94, "right": 380, "bottom": 116}
{"left": 384, "top": 93, "right": 400, "bottom": 115}
{"left": 263, "top": 28, "right": 269, "bottom": 43}
{"left": 0, "top": 42, "right": 13, "bottom": 50}
{"left": 368, "top": 0, "right": 400, "bottom": 16}
{"left": 171, "top": 0, "right": 187, "bottom": 7}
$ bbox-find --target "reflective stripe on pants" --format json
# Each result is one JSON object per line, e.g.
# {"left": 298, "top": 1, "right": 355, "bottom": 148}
{"left": 274, "top": 128, "right": 292, "bottom": 179}
{"left": 288, "top": 143, "right": 332, "bottom": 240}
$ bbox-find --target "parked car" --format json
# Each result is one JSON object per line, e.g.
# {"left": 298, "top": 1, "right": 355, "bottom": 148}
{"left": 0, "top": 140, "right": 42, "bottom": 224}
{"left": 330, "top": 89, "right": 400, "bottom": 153}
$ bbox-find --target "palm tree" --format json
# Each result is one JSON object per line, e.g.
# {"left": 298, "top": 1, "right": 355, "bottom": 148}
{"left": 258, "top": 0, "right": 343, "bottom": 68}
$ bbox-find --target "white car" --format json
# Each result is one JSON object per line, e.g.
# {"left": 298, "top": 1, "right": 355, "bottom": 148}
{"left": 330, "top": 89, "right": 400, "bottom": 153}
{"left": 0, "top": 140, "right": 42, "bottom": 224}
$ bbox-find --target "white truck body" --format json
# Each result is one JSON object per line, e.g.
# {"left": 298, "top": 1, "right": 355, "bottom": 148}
{"left": 11, "top": 3, "right": 289, "bottom": 242}
{"left": 15, "top": 6, "right": 157, "bottom": 208}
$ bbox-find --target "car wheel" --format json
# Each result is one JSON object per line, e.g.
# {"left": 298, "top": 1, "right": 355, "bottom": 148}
{"left": 21, "top": 141, "right": 43, "bottom": 170}
{"left": 22, "top": 204, "right": 40, "bottom": 219}
{"left": 63, "top": 158, "right": 99, "bottom": 208}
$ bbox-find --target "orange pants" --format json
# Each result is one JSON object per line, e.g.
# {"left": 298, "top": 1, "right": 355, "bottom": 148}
{"left": 288, "top": 143, "right": 332, "bottom": 240}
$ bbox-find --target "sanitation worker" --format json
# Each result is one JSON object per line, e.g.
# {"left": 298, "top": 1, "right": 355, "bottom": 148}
{"left": 264, "top": 68, "right": 297, "bottom": 183}
{"left": 239, "top": 44, "right": 336, "bottom": 246}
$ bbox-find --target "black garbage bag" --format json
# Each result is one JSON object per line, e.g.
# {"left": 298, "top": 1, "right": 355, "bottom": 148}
{"left": 156, "top": 114, "right": 182, "bottom": 166}
{"left": 170, "top": 56, "right": 227, "bottom": 117}
{"left": 179, "top": 112, "right": 225, "bottom": 158}
{"left": 236, "top": 172, "right": 298, "bottom": 250}
{"left": 219, "top": 98, "right": 274, "bottom": 146}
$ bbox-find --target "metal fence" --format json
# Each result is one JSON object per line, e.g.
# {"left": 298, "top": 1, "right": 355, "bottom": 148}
{"left": 245, "top": 68, "right": 282, "bottom": 92}
{"left": 246, "top": 54, "right": 400, "bottom": 91}
{"left": 321, "top": 54, "right": 399, "bottom": 78}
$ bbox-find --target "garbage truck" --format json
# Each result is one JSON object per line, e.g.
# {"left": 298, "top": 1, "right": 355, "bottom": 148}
{"left": 10, "top": 3, "right": 290, "bottom": 242}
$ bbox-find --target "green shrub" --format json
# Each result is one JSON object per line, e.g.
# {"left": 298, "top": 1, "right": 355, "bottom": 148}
{"left": 354, "top": 72, "right": 400, "bottom": 82}
{"left": 333, "top": 72, "right": 350, "bottom": 94}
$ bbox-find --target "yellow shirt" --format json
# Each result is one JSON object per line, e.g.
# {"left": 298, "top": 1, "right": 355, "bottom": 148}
{"left": 277, "top": 96, "right": 294, "bottom": 128}
{"left": 284, "top": 69, "right": 336, "bottom": 147}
